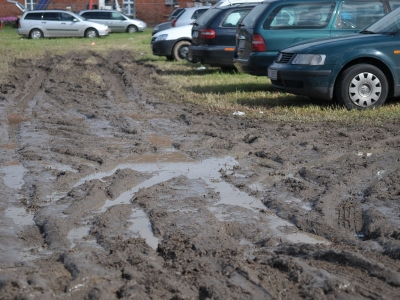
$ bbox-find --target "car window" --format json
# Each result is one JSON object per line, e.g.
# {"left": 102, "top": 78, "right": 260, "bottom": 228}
{"left": 364, "top": 6, "right": 400, "bottom": 34}
{"left": 335, "top": 1, "right": 385, "bottom": 30}
{"left": 389, "top": 0, "right": 400, "bottom": 10}
{"left": 191, "top": 9, "right": 209, "bottom": 20}
{"left": 43, "top": 12, "right": 60, "bottom": 21}
{"left": 222, "top": 9, "right": 252, "bottom": 27}
{"left": 24, "top": 13, "right": 42, "bottom": 20}
{"left": 264, "top": 2, "right": 335, "bottom": 29}
{"left": 194, "top": 8, "right": 221, "bottom": 26}
{"left": 61, "top": 13, "right": 75, "bottom": 21}
{"left": 111, "top": 12, "right": 124, "bottom": 20}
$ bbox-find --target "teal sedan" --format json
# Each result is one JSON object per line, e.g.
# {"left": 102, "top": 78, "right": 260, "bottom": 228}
{"left": 267, "top": 7, "right": 400, "bottom": 110}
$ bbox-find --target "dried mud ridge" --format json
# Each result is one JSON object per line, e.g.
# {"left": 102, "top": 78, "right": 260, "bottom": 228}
{"left": 0, "top": 49, "right": 399, "bottom": 299}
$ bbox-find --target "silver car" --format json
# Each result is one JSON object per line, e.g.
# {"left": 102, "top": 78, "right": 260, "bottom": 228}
{"left": 78, "top": 10, "right": 147, "bottom": 33}
{"left": 18, "top": 10, "right": 110, "bottom": 39}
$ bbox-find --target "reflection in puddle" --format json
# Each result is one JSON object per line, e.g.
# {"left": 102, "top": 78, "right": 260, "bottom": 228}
{"left": 5, "top": 206, "right": 35, "bottom": 227}
{"left": 129, "top": 209, "right": 159, "bottom": 250}
{"left": 72, "top": 156, "right": 329, "bottom": 249}
{"left": 1, "top": 164, "right": 26, "bottom": 189}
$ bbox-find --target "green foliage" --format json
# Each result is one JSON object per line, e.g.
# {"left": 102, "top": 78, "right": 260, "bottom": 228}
{"left": 1, "top": 27, "right": 399, "bottom": 123}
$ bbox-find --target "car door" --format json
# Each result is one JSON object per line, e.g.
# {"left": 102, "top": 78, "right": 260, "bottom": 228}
{"left": 59, "top": 12, "right": 84, "bottom": 37}
{"left": 260, "top": 2, "right": 337, "bottom": 54}
{"left": 108, "top": 12, "right": 127, "bottom": 32}
{"left": 42, "top": 12, "right": 63, "bottom": 37}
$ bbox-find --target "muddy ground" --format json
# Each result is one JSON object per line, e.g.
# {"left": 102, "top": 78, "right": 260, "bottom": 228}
{"left": 0, "top": 49, "right": 399, "bottom": 299}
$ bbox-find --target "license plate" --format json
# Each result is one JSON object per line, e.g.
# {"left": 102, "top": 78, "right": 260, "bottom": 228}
{"left": 268, "top": 69, "right": 278, "bottom": 80}
{"left": 238, "top": 39, "right": 245, "bottom": 49}
{"left": 192, "top": 31, "right": 199, "bottom": 38}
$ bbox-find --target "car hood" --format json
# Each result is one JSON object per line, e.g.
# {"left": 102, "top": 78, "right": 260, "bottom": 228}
{"left": 152, "top": 24, "right": 193, "bottom": 39}
{"left": 282, "top": 33, "right": 393, "bottom": 54}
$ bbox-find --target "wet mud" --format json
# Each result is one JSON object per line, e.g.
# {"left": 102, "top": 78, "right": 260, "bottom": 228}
{"left": 0, "top": 50, "right": 399, "bottom": 299}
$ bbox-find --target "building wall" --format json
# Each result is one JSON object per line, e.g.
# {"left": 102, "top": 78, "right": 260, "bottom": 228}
{"left": 0, "top": 0, "right": 209, "bottom": 26}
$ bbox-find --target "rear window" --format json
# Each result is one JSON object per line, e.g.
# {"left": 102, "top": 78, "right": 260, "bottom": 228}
{"left": 194, "top": 8, "right": 221, "bottom": 26}
{"left": 24, "top": 12, "right": 43, "bottom": 20}
{"left": 241, "top": 3, "right": 269, "bottom": 27}
{"left": 191, "top": 9, "right": 209, "bottom": 20}
{"left": 264, "top": 2, "right": 335, "bottom": 29}
{"left": 222, "top": 8, "right": 253, "bottom": 27}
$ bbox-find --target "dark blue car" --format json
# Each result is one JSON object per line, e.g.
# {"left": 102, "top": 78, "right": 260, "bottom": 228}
{"left": 267, "top": 7, "right": 400, "bottom": 109}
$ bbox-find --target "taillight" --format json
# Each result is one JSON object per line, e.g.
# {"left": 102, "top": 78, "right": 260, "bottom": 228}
{"left": 251, "top": 34, "right": 266, "bottom": 52}
{"left": 171, "top": 19, "right": 177, "bottom": 27}
{"left": 18, "top": 20, "right": 21, "bottom": 28}
{"left": 199, "top": 29, "right": 215, "bottom": 39}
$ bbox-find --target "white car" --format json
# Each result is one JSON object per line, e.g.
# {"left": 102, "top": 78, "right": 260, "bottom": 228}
{"left": 151, "top": 24, "right": 193, "bottom": 61}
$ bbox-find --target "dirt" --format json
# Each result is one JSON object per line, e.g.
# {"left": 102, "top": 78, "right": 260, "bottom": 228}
{"left": 0, "top": 49, "right": 399, "bottom": 300}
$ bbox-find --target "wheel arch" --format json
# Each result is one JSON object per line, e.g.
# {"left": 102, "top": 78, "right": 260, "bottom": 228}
{"left": 334, "top": 57, "right": 395, "bottom": 99}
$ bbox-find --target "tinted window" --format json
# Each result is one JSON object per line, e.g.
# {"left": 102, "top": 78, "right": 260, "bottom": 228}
{"left": 43, "top": 12, "right": 60, "bottom": 21}
{"left": 194, "top": 8, "right": 221, "bottom": 26}
{"left": 264, "top": 2, "right": 335, "bottom": 29}
{"left": 336, "top": 1, "right": 385, "bottom": 29}
{"left": 24, "top": 13, "right": 42, "bottom": 20}
{"left": 222, "top": 8, "right": 252, "bottom": 27}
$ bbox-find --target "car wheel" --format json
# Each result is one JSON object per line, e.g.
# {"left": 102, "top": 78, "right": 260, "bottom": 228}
{"left": 29, "top": 29, "right": 43, "bottom": 39}
{"left": 127, "top": 25, "right": 138, "bottom": 33}
{"left": 85, "top": 28, "right": 98, "bottom": 38}
{"left": 336, "top": 64, "right": 388, "bottom": 110}
{"left": 172, "top": 41, "right": 191, "bottom": 61}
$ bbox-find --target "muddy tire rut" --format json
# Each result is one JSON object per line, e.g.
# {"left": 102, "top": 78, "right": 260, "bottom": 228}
{"left": 0, "top": 50, "right": 399, "bottom": 299}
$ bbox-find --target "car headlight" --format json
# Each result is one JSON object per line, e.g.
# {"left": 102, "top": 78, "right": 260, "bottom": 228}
{"left": 155, "top": 34, "right": 167, "bottom": 41}
{"left": 291, "top": 54, "right": 326, "bottom": 65}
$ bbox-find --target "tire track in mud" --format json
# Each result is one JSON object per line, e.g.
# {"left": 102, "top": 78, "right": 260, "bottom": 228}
{"left": 0, "top": 50, "right": 400, "bottom": 299}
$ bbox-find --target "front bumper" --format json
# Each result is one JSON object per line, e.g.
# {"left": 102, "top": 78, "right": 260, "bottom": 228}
{"left": 151, "top": 39, "right": 176, "bottom": 57}
{"left": 188, "top": 45, "right": 235, "bottom": 67}
{"left": 268, "top": 64, "right": 333, "bottom": 101}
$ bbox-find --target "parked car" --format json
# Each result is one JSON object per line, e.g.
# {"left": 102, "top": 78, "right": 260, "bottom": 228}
{"left": 17, "top": 10, "right": 110, "bottom": 39}
{"left": 152, "top": 6, "right": 210, "bottom": 35}
{"left": 188, "top": 4, "right": 256, "bottom": 71}
{"left": 151, "top": 24, "right": 193, "bottom": 60}
{"left": 168, "top": 8, "right": 184, "bottom": 21}
{"left": 234, "top": 0, "right": 400, "bottom": 76}
{"left": 79, "top": 10, "right": 146, "bottom": 33}
{"left": 267, "top": 6, "right": 400, "bottom": 110}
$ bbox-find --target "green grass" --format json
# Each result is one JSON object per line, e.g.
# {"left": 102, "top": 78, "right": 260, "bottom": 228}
{"left": 1, "top": 27, "right": 400, "bottom": 123}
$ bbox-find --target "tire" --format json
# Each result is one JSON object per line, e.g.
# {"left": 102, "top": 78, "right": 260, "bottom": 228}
{"left": 335, "top": 64, "right": 388, "bottom": 110}
{"left": 172, "top": 41, "right": 191, "bottom": 61}
{"left": 29, "top": 29, "right": 43, "bottom": 39}
{"left": 85, "top": 28, "right": 98, "bottom": 38}
{"left": 220, "top": 66, "right": 237, "bottom": 73}
{"left": 127, "top": 25, "right": 138, "bottom": 33}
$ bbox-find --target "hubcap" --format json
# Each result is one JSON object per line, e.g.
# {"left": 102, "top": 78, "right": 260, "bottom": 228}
{"left": 179, "top": 46, "right": 188, "bottom": 59}
{"left": 349, "top": 72, "right": 381, "bottom": 107}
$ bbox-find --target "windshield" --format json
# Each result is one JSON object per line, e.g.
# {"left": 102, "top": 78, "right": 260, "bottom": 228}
{"left": 363, "top": 6, "right": 400, "bottom": 34}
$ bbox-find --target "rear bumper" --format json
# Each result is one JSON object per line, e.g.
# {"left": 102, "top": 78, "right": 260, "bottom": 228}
{"left": 233, "top": 52, "right": 277, "bottom": 76}
{"left": 188, "top": 45, "right": 235, "bottom": 67}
